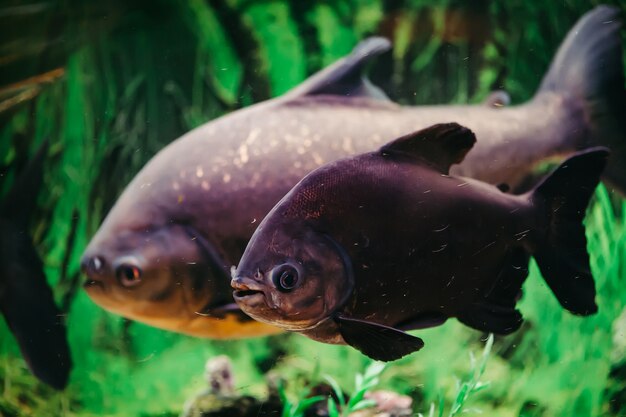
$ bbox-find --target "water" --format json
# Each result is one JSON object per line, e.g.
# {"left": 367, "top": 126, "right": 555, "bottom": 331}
{"left": 1, "top": 1, "right": 625, "bottom": 416}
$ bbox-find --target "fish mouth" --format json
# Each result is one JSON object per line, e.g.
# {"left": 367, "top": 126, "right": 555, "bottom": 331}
{"left": 232, "top": 289, "right": 265, "bottom": 308}
{"left": 233, "top": 289, "right": 262, "bottom": 298}
{"left": 231, "top": 278, "right": 265, "bottom": 301}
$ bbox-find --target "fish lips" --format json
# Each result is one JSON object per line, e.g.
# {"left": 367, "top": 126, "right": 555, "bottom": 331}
{"left": 231, "top": 277, "right": 267, "bottom": 307}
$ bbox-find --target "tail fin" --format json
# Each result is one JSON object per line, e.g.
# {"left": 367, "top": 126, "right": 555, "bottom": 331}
{"left": 531, "top": 147, "right": 609, "bottom": 316}
{"left": 536, "top": 6, "right": 626, "bottom": 194}
{"left": 0, "top": 140, "right": 72, "bottom": 390}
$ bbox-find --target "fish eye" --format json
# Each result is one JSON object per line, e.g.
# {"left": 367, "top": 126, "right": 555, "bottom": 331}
{"left": 116, "top": 264, "right": 143, "bottom": 287}
{"left": 271, "top": 264, "right": 300, "bottom": 292}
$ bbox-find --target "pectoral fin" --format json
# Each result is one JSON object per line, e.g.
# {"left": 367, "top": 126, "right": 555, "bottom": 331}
{"left": 335, "top": 315, "right": 424, "bottom": 361}
{"left": 196, "top": 302, "right": 254, "bottom": 322}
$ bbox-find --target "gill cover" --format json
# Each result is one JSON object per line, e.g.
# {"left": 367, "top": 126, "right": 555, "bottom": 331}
{"left": 270, "top": 230, "right": 355, "bottom": 327}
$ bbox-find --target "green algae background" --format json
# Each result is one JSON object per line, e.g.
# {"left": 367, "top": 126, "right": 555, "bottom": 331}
{"left": 1, "top": 0, "right": 626, "bottom": 416}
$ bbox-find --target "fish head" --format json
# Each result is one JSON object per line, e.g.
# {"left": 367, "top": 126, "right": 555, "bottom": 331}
{"left": 232, "top": 218, "right": 353, "bottom": 331}
{"left": 81, "top": 221, "right": 225, "bottom": 325}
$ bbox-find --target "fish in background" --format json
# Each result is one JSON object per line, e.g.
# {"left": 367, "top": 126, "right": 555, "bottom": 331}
{"left": 0, "top": 141, "right": 72, "bottom": 389}
{"left": 81, "top": 6, "right": 625, "bottom": 338}
{"left": 232, "top": 124, "right": 608, "bottom": 361}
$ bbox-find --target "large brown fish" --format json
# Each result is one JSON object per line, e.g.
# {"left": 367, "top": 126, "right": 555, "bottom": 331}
{"left": 232, "top": 123, "right": 607, "bottom": 361}
{"left": 81, "top": 6, "right": 625, "bottom": 338}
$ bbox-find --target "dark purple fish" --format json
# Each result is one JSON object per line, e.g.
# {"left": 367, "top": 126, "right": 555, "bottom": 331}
{"left": 232, "top": 123, "right": 607, "bottom": 361}
{"left": 0, "top": 141, "right": 72, "bottom": 389}
{"left": 81, "top": 6, "right": 625, "bottom": 338}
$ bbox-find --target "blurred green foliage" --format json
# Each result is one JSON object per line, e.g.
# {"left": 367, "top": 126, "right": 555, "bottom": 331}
{"left": 1, "top": 0, "right": 626, "bottom": 416}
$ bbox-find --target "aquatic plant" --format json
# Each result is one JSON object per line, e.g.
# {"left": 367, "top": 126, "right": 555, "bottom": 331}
{"left": 419, "top": 334, "right": 494, "bottom": 417}
{"left": 325, "top": 362, "right": 386, "bottom": 417}
{"left": 278, "top": 381, "right": 325, "bottom": 417}
{"left": 274, "top": 360, "right": 325, "bottom": 417}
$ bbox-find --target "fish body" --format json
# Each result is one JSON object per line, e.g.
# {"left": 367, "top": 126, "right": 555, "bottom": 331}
{"left": 0, "top": 141, "right": 72, "bottom": 389}
{"left": 81, "top": 6, "right": 625, "bottom": 338}
{"left": 232, "top": 123, "right": 607, "bottom": 361}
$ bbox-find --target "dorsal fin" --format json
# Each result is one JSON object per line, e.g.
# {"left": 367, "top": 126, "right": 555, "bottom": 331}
{"left": 380, "top": 123, "right": 476, "bottom": 174}
{"left": 282, "top": 37, "right": 391, "bottom": 101}
{"left": 484, "top": 90, "right": 510, "bottom": 108}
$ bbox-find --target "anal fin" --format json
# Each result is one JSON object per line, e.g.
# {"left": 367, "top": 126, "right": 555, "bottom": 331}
{"left": 335, "top": 315, "right": 424, "bottom": 362}
{"left": 395, "top": 312, "right": 448, "bottom": 331}
{"left": 457, "top": 302, "right": 523, "bottom": 335}
{"left": 458, "top": 248, "right": 529, "bottom": 335}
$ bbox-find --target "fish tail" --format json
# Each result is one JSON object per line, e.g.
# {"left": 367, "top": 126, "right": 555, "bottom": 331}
{"left": 0, "top": 139, "right": 72, "bottom": 390}
{"left": 530, "top": 147, "right": 609, "bottom": 316}
{"left": 0, "top": 245, "right": 73, "bottom": 390}
{"left": 535, "top": 5, "right": 626, "bottom": 194}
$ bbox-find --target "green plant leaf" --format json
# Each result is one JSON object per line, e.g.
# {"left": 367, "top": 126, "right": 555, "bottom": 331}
{"left": 363, "top": 361, "right": 386, "bottom": 382}
{"left": 450, "top": 382, "right": 470, "bottom": 416}
{"left": 347, "top": 387, "right": 367, "bottom": 408}
{"left": 354, "top": 373, "right": 363, "bottom": 388}
{"left": 438, "top": 395, "right": 445, "bottom": 417}
{"left": 293, "top": 395, "right": 325, "bottom": 415}
{"left": 327, "top": 396, "right": 340, "bottom": 417}
{"left": 350, "top": 398, "right": 377, "bottom": 412}
{"left": 324, "top": 375, "right": 346, "bottom": 406}
{"left": 472, "top": 381, "right": 491, "bottom": 393}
